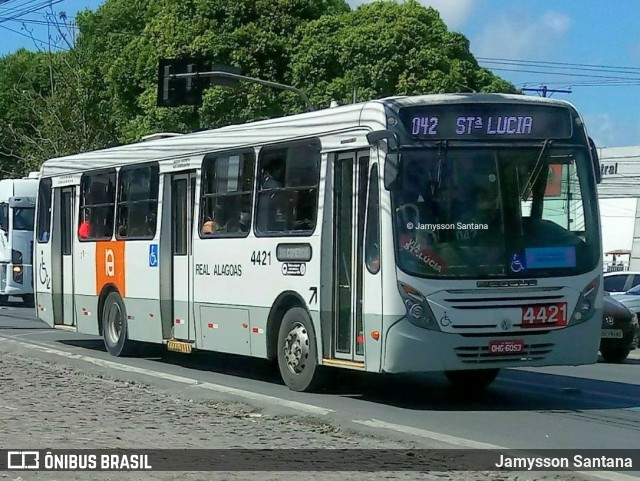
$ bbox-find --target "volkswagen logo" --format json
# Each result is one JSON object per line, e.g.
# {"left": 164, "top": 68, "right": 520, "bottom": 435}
{"left": 501, "top": 319, "right": 512, "bottom": 331}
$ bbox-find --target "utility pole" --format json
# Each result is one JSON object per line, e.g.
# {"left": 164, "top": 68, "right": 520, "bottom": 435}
{"left": 522, "top": 85, "right": 572, "bottom": 97}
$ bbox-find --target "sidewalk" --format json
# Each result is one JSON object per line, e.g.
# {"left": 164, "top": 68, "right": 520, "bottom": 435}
{"left": 0, "top": 349, "right": 587, "bottom": 481}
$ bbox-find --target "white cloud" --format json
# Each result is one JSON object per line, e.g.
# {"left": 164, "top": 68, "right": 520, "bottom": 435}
{"left": 584, "top": 113, "right": 617, "bottom": 148}
{"left": 416, "top": 0, "right": 476, "bottom": 30}
{"left": 346, "top": 0, "right": 476, "bottom": 30}
{"left": 583, "top": 113, "right": 640, "bottom": 149}
{"left": 473, "top": 10, "right": 571, "bottom": 59}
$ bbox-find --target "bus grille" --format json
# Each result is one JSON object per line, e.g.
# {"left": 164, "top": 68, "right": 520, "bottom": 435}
{"left": 454, "top": 342, "right": 554, "bottom": 364}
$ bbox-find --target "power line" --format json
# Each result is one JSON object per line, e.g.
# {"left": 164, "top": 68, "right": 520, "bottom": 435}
{"left": 486, "top": 66, "right": 640, "bottom": 82}
{"left": 477, "top": 57, "right": 640, "bottom": 73}
{"left": 521, "top": 86, "right": 571, "bottom": 97}
{"left": 0, "top": 21, "right": 65, "bottom": 48}
{"left": 476, "top": 56, "right": 640, "bottom": 90}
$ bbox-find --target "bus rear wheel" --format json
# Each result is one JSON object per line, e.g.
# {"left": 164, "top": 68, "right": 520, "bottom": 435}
{"left": 277, "top": 307, "right": 326, "bottom": 392}
{"left": 102, "top": 291, "right": 138, "bottom": 357}
{"left": 445, "top": 368, "right": 500, "bottom": 391}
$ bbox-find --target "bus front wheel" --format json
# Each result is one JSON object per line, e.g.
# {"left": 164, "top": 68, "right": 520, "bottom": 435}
{"left": 102, "top": 291, "right": 138, "bottom": 357}
{"left": 276, "top": 307, "right": 326, "bottom": 392}
{"left": 445, "top": 368, "right": 500, "bottom": 391}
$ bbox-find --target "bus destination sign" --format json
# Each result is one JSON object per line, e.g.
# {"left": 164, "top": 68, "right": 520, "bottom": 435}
{"left": 399, "top": 104, "right": 573, "bottom": 140}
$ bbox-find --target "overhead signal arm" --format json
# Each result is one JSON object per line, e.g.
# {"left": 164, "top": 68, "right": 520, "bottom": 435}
{"left": 172, "top": 71, "right": 315, "bottom": 112}
{"left": 157, "top": 58, "right": 315, "bottom": 112}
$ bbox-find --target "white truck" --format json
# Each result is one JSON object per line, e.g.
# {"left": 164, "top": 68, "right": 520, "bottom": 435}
{"left": 0, "top": 172, "right": 38, "bottom": 305}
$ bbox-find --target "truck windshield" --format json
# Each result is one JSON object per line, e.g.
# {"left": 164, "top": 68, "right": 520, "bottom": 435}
{"left": 391, "top": 146, "right": 599, "bottom": 279}
{"left": 13, "top": 207, "right": 35, "bottom": 231}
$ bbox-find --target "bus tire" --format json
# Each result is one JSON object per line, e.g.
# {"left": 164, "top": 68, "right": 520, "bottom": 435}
{"left": 0, "top": 295, "right": 7, "bottom": 305}
{"left": 101, "top": 291, "right": 138, "bottom": 357}
{"left": 277, "top": 307, "right": 325, "bottom": 392}
{"left": 445, "top": 368, "right": 500, "bottom": 391}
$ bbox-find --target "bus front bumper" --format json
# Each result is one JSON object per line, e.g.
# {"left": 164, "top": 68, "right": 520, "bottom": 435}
{"left": 382, "top": 311, "right": 603, "bottom": 373}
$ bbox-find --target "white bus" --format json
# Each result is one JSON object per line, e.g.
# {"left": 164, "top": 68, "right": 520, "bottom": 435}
{"left": 34, "top": 93, "right": 603, "bottom": 392}
{"left": 0, "top": 172, "right": 38, "bottom": 305}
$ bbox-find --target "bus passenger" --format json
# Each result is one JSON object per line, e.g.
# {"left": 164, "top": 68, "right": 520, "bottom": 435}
{"left": 260, "top": 160, "right": 284, "bottom": 190}
{"left": 238, "top": 210, "right": 250, "bottom": 232}
{"left": 201, "top": 218, "right": 217, "bottom": 235}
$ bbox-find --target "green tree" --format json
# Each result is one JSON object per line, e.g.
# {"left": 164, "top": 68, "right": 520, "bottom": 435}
{"left": 0, "top": 48, "right": 55, "bottom": 176}
{"left": 74, "top": 0, "right": 351, "bottom": 142}
{"left": 0, "top": 0, "right": 516, "bottom": 176}
{"left": 290, "top": 0, "right": 516, "bottom": 108}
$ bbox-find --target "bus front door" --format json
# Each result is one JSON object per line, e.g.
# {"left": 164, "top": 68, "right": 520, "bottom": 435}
{"left": 59, "top": 187, "right": 75, "bottom": 326}
{"left": 332, "top": 151, "right": 373, "bottom": 364}
{"left": 170, "top": 172, "right": 196, "bottom": 343}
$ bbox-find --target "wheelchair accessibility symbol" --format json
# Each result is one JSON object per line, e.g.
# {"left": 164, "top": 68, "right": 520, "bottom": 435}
{"left": 510, "top": 253, "right": 526, "bottom": 273}
{"left": 149, "top": 244, "right": 159, "bottom": 267}
{"left": 38, "top": 250, "right": 50, "bottom": 289}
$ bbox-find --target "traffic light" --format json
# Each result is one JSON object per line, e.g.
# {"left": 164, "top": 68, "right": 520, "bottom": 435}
{"left": 157, "top": 57, "right": 241, "bottom": 107}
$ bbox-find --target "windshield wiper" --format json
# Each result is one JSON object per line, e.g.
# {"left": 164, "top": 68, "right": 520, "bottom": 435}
{"left": 521, "top": 139, "right": 552, "bottom": 201}
{"left": 434, "top": 140, "right": 448, "bottom": 194}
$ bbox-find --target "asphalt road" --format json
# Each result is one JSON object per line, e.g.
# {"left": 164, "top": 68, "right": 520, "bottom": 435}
{"left": 1, "top": 301, "right": 640, "bottom": 481}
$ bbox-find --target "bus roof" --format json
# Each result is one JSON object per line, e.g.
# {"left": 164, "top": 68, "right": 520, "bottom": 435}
{"left": 39, "top": 93, "right": 578, "bottom": 177}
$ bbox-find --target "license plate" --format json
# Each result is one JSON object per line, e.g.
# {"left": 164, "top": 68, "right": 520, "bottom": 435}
{"left": 488, "top": 339, "right": 525, "bottom": 355}
{"left": 521, "top": 303, "right": 568, "bottom": 328}
{"left": 601, "top": 329, "right": 623, "bottom": 339}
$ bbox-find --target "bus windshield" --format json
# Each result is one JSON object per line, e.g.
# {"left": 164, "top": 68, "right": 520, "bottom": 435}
{"left": 392, "top": 146, "right": 599, "bottom": 279}
{"left": 13, "top": 207, "right": 35, "bottom": 231}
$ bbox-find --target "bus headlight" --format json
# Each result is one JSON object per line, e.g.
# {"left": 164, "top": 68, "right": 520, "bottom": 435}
{"left": 12, "top": 266, "right": 23, "bottom": 284}
{"left": 398, "top": 282, "right": 440, "bottom": 331}
{"left": 571, "top": 277, "right": 599, "bottom": 324}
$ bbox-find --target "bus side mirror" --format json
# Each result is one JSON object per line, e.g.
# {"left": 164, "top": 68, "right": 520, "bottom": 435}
{"left": 588, "top": 137, "right": 601, "bottom": 184}
{"left": 367, "top": 130, "right": 400, "bottom": 190}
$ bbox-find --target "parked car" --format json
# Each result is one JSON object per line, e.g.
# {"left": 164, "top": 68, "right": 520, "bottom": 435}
{"left": 604, "top": 271, "right": 640, "bottom": 293}
{"left": 601, "top": 293, "right": 640, "bottom": 363}
{"left": 611, "top": 283, "right": 640, "bottom": 311}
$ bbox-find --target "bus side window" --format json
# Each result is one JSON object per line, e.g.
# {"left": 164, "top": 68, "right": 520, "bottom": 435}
{"left": 200, "top": 151, "right": 254, "bottom": 237}
{"left": 79, "top": 169, "right": 116, "bottom": 241}
{"left": 255, "top": 139, "right": 321, "bottom": 236}
{"left": 116, "top": 164, "right": 159, "bottom": 240}
{"left": 36, "top": 178, "right": 52, "bottom": 243}
{"left": 365, "top": 164, "right": 381, "bottom": 274}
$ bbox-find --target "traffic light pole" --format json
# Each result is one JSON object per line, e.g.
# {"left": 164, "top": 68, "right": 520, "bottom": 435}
{"left": 170, "top": 71, "right": 315, "bottom": 112}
